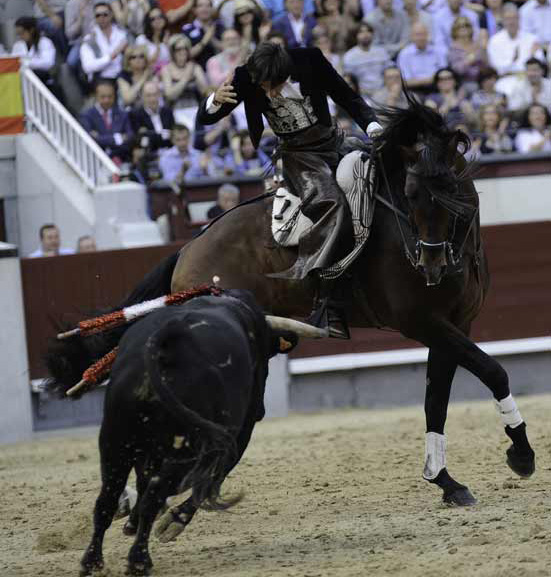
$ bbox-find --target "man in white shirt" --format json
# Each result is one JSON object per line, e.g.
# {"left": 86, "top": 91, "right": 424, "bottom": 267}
{"left": 432, "top": 0, "right": 479, "bottom": 53}
{"left": 80, "top": 1, "right": 127, "bottom": 82}
{"left": 28, "top": 224, "right": 75, "bottom": 258}
{"left": 519, "top": 0, "right": 551, "bottom": 53}
{"left": 488, "top": 3, "right": 544, "bottom": 77}
{"left": 503, "top": 57, "right": 551, "bottom": 114}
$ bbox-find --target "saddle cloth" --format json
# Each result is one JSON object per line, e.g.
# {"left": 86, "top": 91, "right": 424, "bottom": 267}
{"left": 271, "top": 150, "right": 375, "bottom": 279}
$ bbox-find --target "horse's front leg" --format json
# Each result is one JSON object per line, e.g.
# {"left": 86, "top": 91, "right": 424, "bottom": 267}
{"left": 412, "top": 317, "right": 535, "bottom": 482}
{"left": 424, "top": 346, "right": 477, "bottom": 506}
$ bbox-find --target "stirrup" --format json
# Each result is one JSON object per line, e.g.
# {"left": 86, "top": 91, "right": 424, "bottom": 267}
{"left": 307, "top": 298, "right": 350, "bottom": 340}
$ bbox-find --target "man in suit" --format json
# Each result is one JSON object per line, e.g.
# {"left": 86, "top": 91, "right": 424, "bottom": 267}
{"left": 271, "top": 0, "right": 317, "bottom": 49}
{"left": 129, "top": 81, "right": 175, "bottom": 151}
{"left": 197, "top": 42, "right": 383, "bottom": 338}
{"left": 80, "top": 79, "right": 133, "bottom": 160}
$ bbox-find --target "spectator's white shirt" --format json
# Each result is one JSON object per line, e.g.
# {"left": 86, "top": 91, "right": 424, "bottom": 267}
{"left": 28, "top": 247, "right": 74, "bottom": 258}
{"left": 487, "top": 29, "right": 543, "bottom": 76}
{"left": 504, "top": 77, "right": 551, "bottom": 112}
{"left": 80, "top": 24, "right": 127, "bottom": 79}
{"left": 514, "top": 128, "right": 551, "bottom": 153}
{"left": 11, "top": 36, "right": 56, "bottom": 71}
{"left": 135, "top": 35, "right": 170, "bottom": 68}
{"left": 288, "top": 14, "right": 305, "bottom": 45}
{"left": 519, "top": 0, "right": 551, "bottom": 45}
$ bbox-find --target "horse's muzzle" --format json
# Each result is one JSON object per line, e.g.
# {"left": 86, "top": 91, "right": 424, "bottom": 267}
{"left": 418, "top": 241, "right": 448, "bottom": 287}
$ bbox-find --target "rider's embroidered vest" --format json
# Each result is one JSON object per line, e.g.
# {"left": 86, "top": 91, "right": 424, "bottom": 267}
{"left": 264, "top": 95, "right": 319, "bottom": 136}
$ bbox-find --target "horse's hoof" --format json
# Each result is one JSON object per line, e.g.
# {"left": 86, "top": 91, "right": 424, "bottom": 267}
{"left": 123, "top": 520, "right": 137, "bottom": 536}
{"left": 126, "top": 562, "right": 152, "bottom": 576}
{"left": 506, "top": 445, "right": 535, "bottom": 478}
{"left": 443, "top": 487, "right": 477, "bottom": 507}
{"left": 79, "top": 559, "right": 104, "bottom": 576}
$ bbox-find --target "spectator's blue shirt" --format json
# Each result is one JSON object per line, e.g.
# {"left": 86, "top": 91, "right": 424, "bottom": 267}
{"left": 262, "top": 0, "right": 315, "bottom": 18}
{"left": 159, "top": 145, "right": 203, "bottom": 182}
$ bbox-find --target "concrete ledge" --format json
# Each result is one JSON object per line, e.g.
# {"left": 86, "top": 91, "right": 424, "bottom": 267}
{"left": 290, "top": 337, "right": 551, "bottom": 375}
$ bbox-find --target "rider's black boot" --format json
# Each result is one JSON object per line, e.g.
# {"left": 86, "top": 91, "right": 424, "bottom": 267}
{"left": 307, "top": 278, "right": 350, "bottom": 340}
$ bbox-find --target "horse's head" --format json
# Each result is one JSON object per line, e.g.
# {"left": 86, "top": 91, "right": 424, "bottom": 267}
{"left": 400, "top": 132, "right": 467, "bottom": 286}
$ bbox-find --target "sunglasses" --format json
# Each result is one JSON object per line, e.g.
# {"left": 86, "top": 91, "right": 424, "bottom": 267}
{"left": 150, "top": 13, "right": 164, "bottom": 20}
{"left": 95, "top": 11, "right": 110, "bottom": 18}
{"left": 437, "top": 74, "right": 454, "bottom": 80}
{"left": 129, "top": 54, "right": 146, "bottom": 59}
{"left": 174, "top": 45, "right": 188, "bottom": 51}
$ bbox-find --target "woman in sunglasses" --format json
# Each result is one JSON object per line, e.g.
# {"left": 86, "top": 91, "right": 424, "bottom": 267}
{"left": 118, "top": 45, "right": 152, "bottom": 106}
{"left": 136, "top": 7, "right": 171, "bottom": 71}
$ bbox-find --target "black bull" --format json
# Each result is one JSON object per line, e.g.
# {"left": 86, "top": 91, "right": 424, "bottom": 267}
{"left": 76, "top": 290, "right": 297, "bottom": 576}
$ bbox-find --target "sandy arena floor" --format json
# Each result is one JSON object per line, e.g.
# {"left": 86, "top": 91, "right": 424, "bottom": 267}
{"left": 1, "top": 394, "right": 550, "bottom": 577}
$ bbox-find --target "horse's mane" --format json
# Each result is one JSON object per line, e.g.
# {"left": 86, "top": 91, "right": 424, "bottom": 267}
{"left": 373, "top": 89, "right": 476, "bottom": 219}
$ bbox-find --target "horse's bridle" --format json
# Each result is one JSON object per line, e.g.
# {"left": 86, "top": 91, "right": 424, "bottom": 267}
{"left": 375, "top": 155, "right": 480, "bottom": 273}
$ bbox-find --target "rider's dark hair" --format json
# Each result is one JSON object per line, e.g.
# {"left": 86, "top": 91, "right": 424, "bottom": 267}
{"left": 246, "top": 42, "right": 292, "bottom": 87}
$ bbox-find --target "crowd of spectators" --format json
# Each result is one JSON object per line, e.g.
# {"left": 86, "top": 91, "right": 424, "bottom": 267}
{"left": 5, "top": 0, "right": 551, "bottom": 199}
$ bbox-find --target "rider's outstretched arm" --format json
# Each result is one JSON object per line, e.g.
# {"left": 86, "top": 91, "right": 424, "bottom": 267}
{"left": 197, "top": 69, "right": 245, "bottom": 125}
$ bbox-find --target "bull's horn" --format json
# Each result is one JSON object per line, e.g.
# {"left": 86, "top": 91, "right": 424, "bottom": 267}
{"left": 265, "top": 315, "right": 329, "bottom": 338}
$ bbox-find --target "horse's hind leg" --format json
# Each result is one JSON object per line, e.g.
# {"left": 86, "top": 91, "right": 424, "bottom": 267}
{"left": 424, "top": 346, "right": 477, "bottom": 506}
{"left": 414, "top": 318, "right": 535, "bottom": 480}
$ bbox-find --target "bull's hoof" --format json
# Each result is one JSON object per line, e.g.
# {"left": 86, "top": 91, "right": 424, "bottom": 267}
{"left": 506, "top": 444, "right": 535, "bottom": 478}
{"left": 126, "top": 561, "right": 153, "bottom": 576}
{"left": 155, "top": 509, "right": 189, "bottom": 543}
{"left": 123, "top": 520, "right": 137, "bottom": 536}
{"left": 443, "top": 486, "right": 477, "bottom": 507}
{"left": 79, "top": 559, "right": 104, "bottom": 576}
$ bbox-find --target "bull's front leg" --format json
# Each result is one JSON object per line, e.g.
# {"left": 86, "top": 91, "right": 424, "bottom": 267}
{"left": 155, "top": 496, "right": 198, "bottom": 543}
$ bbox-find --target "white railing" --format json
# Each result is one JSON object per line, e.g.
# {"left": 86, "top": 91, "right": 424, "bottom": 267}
{"left": 20, "top": 66, "right": 120, "bottom": 189}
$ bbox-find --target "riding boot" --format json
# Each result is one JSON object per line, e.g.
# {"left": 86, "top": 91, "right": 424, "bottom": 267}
{"left": 307, "top": 277, "right": 350, "bottom": 340}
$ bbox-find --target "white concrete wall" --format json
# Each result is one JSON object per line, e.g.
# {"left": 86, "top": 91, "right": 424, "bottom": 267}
{"left": 0, "top": 244, "right": 33, "bottom": 444}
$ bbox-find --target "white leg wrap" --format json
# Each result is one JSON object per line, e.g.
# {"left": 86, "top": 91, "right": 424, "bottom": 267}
{"left": 494, "top": 394, "right": 524, "bottom": 428}
{"left": 423, "top": 432, "right": 446, "bottom": 481}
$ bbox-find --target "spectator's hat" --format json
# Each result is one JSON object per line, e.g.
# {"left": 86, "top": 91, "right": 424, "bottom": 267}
{"left": 234, "top": 0, "right": 260, "bottom": 15}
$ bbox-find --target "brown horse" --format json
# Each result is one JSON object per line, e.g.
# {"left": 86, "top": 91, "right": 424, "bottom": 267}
{"left": 166, "top": 98, "right": 535, "bottom": 510}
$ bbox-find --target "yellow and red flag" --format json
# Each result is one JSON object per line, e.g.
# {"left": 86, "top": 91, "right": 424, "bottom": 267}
{"left": 0, "top": 57, "right": 24, "bottom": 135}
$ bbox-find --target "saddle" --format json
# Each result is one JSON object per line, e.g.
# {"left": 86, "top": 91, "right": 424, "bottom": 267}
{"left": 271, "top": 150, "right": 375, "bottom": 278}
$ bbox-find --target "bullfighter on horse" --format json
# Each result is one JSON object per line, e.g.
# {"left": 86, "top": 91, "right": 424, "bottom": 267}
{"left": 197, "top": 42, "right": 383, "bottom": 338}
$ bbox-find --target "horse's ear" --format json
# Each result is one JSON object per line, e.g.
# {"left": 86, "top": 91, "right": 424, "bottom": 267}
{"left": 399, "top": 145, "right": 418, "bottom": 165}
{"left": 447, "top": 132, "right": 461, "bottom": 165}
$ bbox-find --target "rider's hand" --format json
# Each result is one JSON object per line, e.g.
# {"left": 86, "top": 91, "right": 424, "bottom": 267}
{"left": 366, "top": 121, "right": 383, "bottom": 138}
{"left": 213, "top": 75, "right": 237, "bottom": 106}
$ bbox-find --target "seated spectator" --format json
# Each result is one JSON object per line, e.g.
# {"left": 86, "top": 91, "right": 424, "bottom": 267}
{"left": 118, "top": 45, "right": 152, "bottom": 107}
{"left": 158, "top": 0, "right": 194, "bottom": 30}
{"left": 229, "top": 130, "right": 270, "bottom": 175}
{"left": 448, "top": 16, "right": 488, "bottom": 93}
{"left": 233, "top": 0, "right": 269, "bottom": 53}
{"left": 159, "top": 124, "right": 206, "bottom": 184}
{"left": 65, "top": 0, "right": 96, "bottom": 71}
{"left": 127, "top": 137, "right": 159, "bottom": 185}
{"left": 80, "top": 2, "right": 128, "bottom": 83}
{"left": 263, "top": 0, "right": 315, "bottom": 19}
{"left": 396, "top": 22, "right": 446, "bottom": 92}
{"left": 77, "top": 234, "right": 98, "bottom": 252}
{"left": 476, "top": 103, "right": 514, "bottom": 154}
{"left": 503, "top": 58, "right": 551, "bottom": 116}
{"left": 161, "top": 35, "right": 209, "bottom": 130}
{"left": 12, "top": 17, "right": 57, "bottom": 86}
{"left": 343, "top": 22, "right": 391, "bottom": 98}
{"left": 480, "top": 0, "right": 505, "bottom": 39}
{"left": 316, "top": 0, "right": 357, "bottom": 54}
{"left": 80, "top": 79, "right": 133, "bottom": 160}
{"left": 182, "top": 0, "right": 225, "bottom": 69}
{"left": 28, "top": 224, "right": 74, "bottom": 257}
{"left": 271, "top": 0, "right": 317, "bottom": 49}
{"left": 402, "top": 0, "right": 433, "bottom": 43}
{"left": 519, "top": 0, "right": 551, "bottom": 55}
{"left": 425, "top": 67, "right": 477, "bottom": 127}
{"left": 33, "top": 0, "right": 69, "bottom": 57}
{"left": 136, "top": 7, "right": 171, "bottom": 71}
{"left": 469, "top": 66, "right": 507, "bottom": 109}
{"left": 514, "top": 103, "right": 551, "bottom": 153}
{"left": 112, "top": 0, "right": 153, "bottom": 37}
{"left": 487, "top": 3, "right": 543, "bottom": 78}
{"left": 206, "top": 28, "right": 245, "bottom": 87}
{"left": 312, "top": 26, "right": 342, "bottom": 73}
{"left": 433, "top": 0, "right": 480, "bottom": 54}
{"left": 194, "top": 112, "right": 236, "bottom": 150}
{"left": 365, "top": 0, "right": 409, "bottom": 59}
{"left": 371, "top": 64, "right": 408, "bottom": 107}
{"left": 130, "top": 80, "right": 175, "bottom": 150}
{"left": 207, "top": 183, "right": 240, "bottom": 218}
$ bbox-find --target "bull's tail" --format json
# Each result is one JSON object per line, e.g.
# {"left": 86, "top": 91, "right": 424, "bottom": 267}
{"left": 45, "top": 251, "right": 181, "bottom": 398}
{"left": 145, "top": 322, "right": 241, "bottom": 511}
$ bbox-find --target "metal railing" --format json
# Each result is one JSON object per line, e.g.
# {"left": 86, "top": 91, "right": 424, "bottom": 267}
{"left": 20, "top": 66, "right": 120, "bottom": 189}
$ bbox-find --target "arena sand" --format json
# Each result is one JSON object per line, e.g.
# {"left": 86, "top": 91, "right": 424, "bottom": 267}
{"left": 1, "top": 394, "right": 551, "bottom": 577}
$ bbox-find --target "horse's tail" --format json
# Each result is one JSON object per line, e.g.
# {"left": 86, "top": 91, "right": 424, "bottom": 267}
{"left": 145, "top": 321, "right": 241, "bottom": 511}
{"left": 45, "top": 251, "right": 181, "bottom": 398}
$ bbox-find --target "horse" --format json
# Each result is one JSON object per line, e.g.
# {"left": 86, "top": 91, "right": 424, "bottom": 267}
{"left": 49, "top": 96, "right": 535, "bottom": 513}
